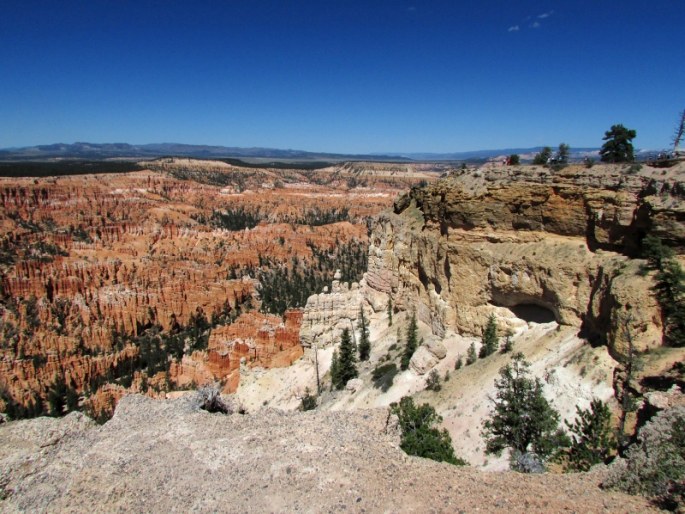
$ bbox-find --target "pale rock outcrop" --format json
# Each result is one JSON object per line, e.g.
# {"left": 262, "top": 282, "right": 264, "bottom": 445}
{"left": 409, "top": 336, "right": 447, "bottom": 375}
{"left": 345, "top": 378, "right": 364, "bottom": 393}
{"left": 300, "top": 270, "right": 367, "bottom": 348}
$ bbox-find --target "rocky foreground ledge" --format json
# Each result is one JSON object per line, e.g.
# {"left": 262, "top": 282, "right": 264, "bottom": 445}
{"left": 0, "top": 395, "right": 654, "bottom": 513}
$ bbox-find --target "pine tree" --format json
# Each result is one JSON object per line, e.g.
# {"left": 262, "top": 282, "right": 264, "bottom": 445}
{"left": 357, "top": 304, "right": 370, "bottom": 361}
{"left": 332, "top": 328, "right": 357, "bottom": 389}
{"left": 481, "top": 353, "right": 565, "bottom": 468}
{"left": 401, "top": 311, "right": 419, "bottom": 370}
{"left": 565, "top": 398, "right": 616, "bottom": 471}
{"left": 479, "top": 314, "right": 498, "bottom": 358}
{"left": 466, "top": 342, "right": 478, "bottom": 365}
{"left": 599, "top": 124, "right": 636, "bottom": 163}
{"left": 454, "top": 354, "right": 463, "bottom": 370}
{"left": 387, "top": 297, "right": 393, "bottom": 327}
{"left": 330, "top": 350, "right": 340, "bottom": 390}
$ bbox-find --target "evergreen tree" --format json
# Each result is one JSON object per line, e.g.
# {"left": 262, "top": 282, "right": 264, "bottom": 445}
{"left": 387, "top": 297, "right": 393, "bottom": 327}
{"left": 332, "top": 328, "right": 357, "bottom": 389}
{"left": 390, "top": 396, "right": 466, "bottom": 465}
{"left": 357, "top": 304, "right": 370, "bottom": 361}
{"left": 599, "top": 124, "right": 636, "bottom": 163}
{"left": 565, "top": 398, "right": 616, "bottom": 471}
{"left": 533, "top": 146, "right": 552, "bottom": 165}
{"left": 500, "top": 331, "right": 514, "bottom": 353}
{"left": 330, "top": 350, "right": 340, "bottom": 390}
{"left": 481, "top": 353, "right": 565, "bottom": 467}
{"left": 466, "top": 342, "right": 478, "bottom": 365}
{"left": 401, "top": 311, "right": 419, "bottom": 370}
{"left": 654, "top": 259, "right": 685, "bottom": 347}
{"left": 479, "top": 314, "right": 499, "bottom": 358}
{"left": 454, "top": 354, "right": 463, "bottom": 370}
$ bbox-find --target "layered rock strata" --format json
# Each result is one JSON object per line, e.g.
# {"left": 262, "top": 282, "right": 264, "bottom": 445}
{"left": 364, "top": 163, "right": 685, "bottom": 359}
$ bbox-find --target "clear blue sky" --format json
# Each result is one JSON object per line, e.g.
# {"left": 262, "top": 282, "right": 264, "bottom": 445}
{"left": 1, "top": 1, "right": 683, "bottom": 153}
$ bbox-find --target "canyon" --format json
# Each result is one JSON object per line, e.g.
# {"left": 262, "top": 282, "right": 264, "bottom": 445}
{"left": 0, "top": 157, "right": 683, "bottom": 511}
{"left": 0, "top": 159, "right": 434, "bottom": 419}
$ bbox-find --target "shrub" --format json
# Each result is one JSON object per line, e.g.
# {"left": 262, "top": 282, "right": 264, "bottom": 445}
{"left": 425, "top": 369, "right": 442, "bottom": 391}
{"left": 372, "top": 362, "right": 398, "bottom": 392}
{"left": 533, "top": 147, "right": 552, "bottom": 166}
{"left": 604, "top": 406, "right": 685, "bottom": 510}
{"left": 300, "top": 388, "right": 317, "bottom": 411}
{"left": 454, "top": 355, "right": 463, "bottom": 370}
{"left": 197, "top": 383, "right": 232, "bottom": 414}
{"left": 390, "top": 396, "right": 466, "bottom": 465}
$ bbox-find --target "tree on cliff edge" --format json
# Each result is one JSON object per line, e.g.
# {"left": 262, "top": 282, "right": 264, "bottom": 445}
{"left": 600, "top": 124, "right": 636, "bottom": 163}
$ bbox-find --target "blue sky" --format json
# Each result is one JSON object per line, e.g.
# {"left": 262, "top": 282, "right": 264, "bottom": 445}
{"left": 1, "top": 1, "right": 683, "bottom": 153}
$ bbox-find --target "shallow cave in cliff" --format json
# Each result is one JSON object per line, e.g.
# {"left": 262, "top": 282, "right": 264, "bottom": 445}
{"left": 508, "top": 303, "right": 557, "bottom": 324}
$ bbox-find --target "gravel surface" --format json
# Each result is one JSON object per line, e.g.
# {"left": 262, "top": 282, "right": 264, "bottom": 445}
{"left": 0, "top": 395, "right": 657, "bottom": 513}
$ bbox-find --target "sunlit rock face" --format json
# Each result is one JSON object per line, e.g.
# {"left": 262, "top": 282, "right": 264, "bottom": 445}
{"left": 363, "top": 163, "right": 685, "bottom": 359}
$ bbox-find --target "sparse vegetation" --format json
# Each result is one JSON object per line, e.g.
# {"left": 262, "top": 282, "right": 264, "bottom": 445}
{"left": 390, "top": 396, "right": 466, "bottom": 466}
{"left": 641, "top": 235, "right": 685, "bottom": 347}
{"left": 425, "top": 369, "right": 442, "bottom": 391}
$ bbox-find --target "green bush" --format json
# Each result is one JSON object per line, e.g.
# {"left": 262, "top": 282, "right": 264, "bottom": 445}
{"left": 372, "top": 362, "right": 398, "bottom": 392}
{"left": 565, "top": 398, "right": 616, "bottom": 471}
{"left": 390, "top": 396, "right": 466, "bottom": 465}
{"left": 425, "top": 369, "right": 442, "bottom": 391}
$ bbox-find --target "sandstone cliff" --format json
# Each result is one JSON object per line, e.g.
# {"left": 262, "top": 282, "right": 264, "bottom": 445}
{"left": 366, "top": 163, "right": 685, "bottom": 358}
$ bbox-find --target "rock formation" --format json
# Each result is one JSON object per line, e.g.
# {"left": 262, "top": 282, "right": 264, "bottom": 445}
{"left": 0, "top": 162, "right": 421, "bottom": 415}
{"left": 365, "top": 163, "right": 685, "bottom": 359}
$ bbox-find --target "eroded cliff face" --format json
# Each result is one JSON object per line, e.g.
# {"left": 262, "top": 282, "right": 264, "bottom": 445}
{"left": 0, "top": 161, "right": 430, "bottom": 417}
{"left": 366, "top": 163, "right": 685, "bottom": 358}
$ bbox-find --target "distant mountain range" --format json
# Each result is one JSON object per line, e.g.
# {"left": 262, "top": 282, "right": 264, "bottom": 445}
{"left": 0, "top": 142, "right": 606, "bottom": 162}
